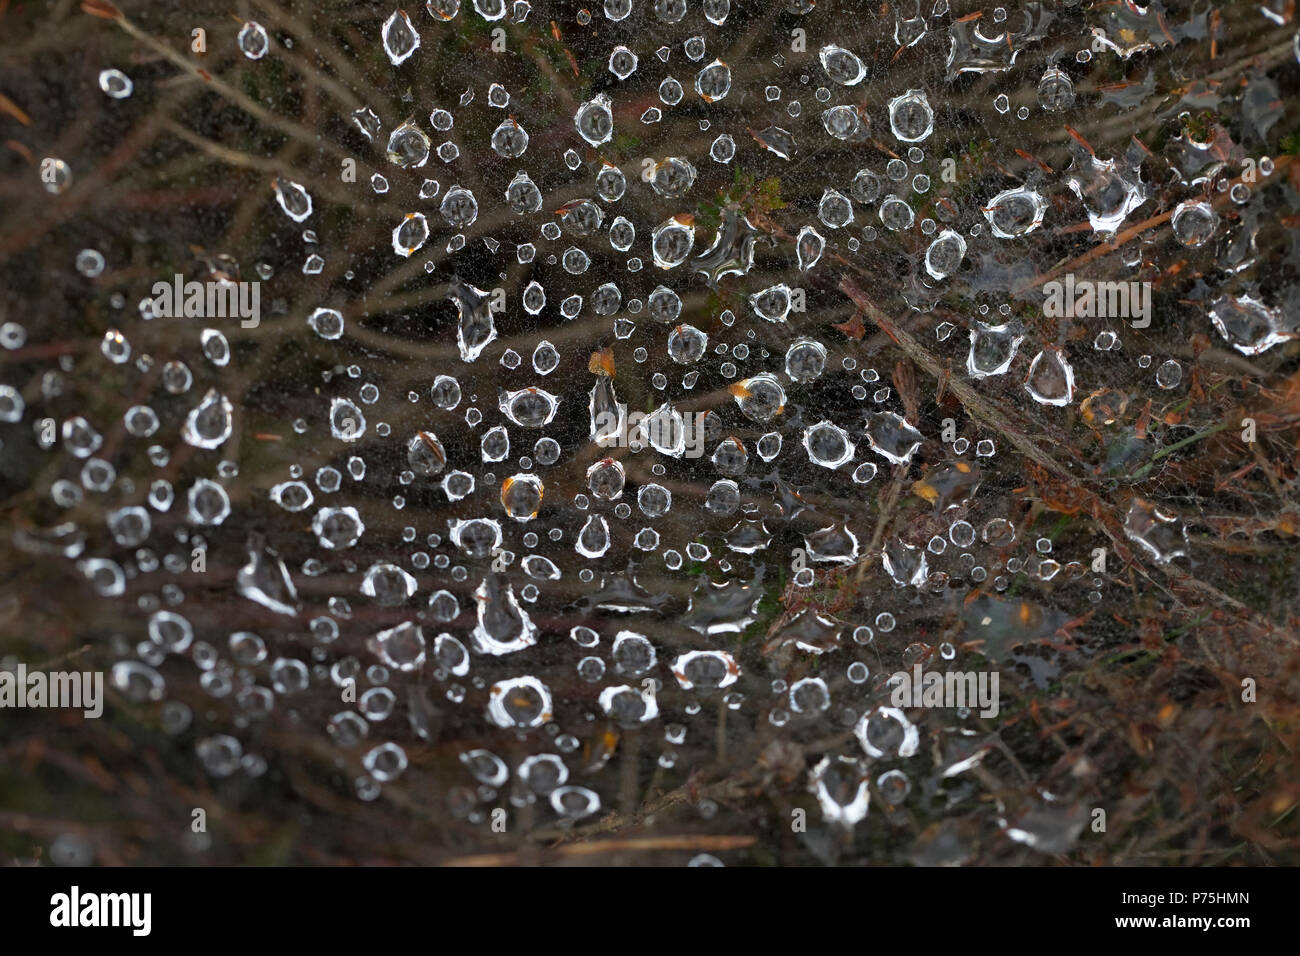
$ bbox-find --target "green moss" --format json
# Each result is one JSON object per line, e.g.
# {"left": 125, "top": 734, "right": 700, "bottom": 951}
{"left": 696, "top": 169, "right": 786, "bottom": 235}
{"left": 1180, "top": 110, "right": 1219, "bottom": 143}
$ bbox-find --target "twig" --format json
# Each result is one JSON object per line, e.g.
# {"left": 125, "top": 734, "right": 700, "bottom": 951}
{"left": 441, "top": 834, "right": 757, "bottom": 866}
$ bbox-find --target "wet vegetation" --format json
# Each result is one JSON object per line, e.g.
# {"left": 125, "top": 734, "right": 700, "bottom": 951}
{"left": 0, "top": 0, "right": 1298, "bottom": 866}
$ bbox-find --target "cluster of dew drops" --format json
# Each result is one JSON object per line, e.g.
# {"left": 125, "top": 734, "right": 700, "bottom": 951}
{"left": 9, "top": 0, "right": 1293, "bottom": 845}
